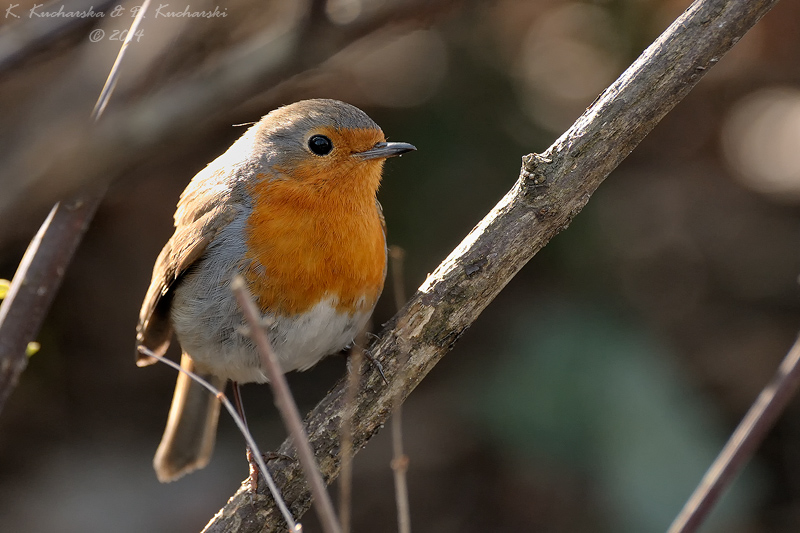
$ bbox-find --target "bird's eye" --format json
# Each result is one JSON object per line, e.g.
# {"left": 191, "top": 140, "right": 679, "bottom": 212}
{"left": 308, "top": 134, "right": 333, "bottom": 156}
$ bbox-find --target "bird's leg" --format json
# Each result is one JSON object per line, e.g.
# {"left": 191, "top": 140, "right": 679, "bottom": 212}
{"left": 232, "top": 381, "right": 261, "bottom": 492}
{"left": 355, "top": 332, "right": 388, "bottom": 384}
{"left": 362, "top": 348, "right": 387, "bottom": 384}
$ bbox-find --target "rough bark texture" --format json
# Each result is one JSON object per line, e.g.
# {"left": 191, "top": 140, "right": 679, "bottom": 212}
{"left": 202, "top": 0, "right": 781, "bottom": 531}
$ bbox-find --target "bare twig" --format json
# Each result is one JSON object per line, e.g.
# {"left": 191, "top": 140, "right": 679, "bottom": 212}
{"left": 388, "top": 246, "right": 411, "bottom": 533}
{"left": 338, "top": 336, "right": 365, "bottom": 533}
{"left": 92, "top": 0, "right": 152, "bottom": 120}
{"left": 232, "top": 276, "right": 342, "bottom": 533}
{"left": 137, "top": 346, "right": 299, "bottom": 531}
{"left": 668, "top": 335, "right": 800, "bottom": 533}
{"left": 202, "top": 1, "right": 781, "bottom": 531}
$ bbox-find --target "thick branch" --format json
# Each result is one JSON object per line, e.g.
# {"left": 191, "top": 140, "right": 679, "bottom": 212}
{"left": 201, "top": 0, "right": 779, "bottom": 531}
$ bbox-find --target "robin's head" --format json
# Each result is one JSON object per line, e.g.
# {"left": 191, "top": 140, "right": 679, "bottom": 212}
{"left": 254, "top": 99, "right": 415, "bottom": 193}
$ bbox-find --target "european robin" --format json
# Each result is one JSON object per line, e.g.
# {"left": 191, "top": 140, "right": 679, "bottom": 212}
{"left": 135, "top": 99, "right": 415, "bottom": 482}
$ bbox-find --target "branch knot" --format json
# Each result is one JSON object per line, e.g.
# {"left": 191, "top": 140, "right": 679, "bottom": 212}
{"left": 520, "top": 153, "right": 556, "bottom": 218}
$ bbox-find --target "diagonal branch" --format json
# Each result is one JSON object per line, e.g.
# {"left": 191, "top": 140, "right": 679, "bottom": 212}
{"left": 0, "top": 191, "right": 102, "bottom": 412}
{"left": 202, "top": 0, "right": 780, "bottom": 531}
{"left": 668, "top": 334, "right": 800, "bottom": 532}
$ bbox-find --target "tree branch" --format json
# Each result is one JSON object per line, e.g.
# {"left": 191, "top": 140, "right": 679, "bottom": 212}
{"left": 669, "top": 335, "right": 800, "bottom": 532}
{"left": 0, "top": 190, "right": 102, "bottom": 412}
{"left": 202, "top": 0, "right": 780, "bottom": 531}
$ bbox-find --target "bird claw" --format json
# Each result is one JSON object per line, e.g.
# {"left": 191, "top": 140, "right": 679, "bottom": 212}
{"left": 363, "top": 349, "right": 388, "bottom": 384}
{"left": 247, "top": 450, "right": 292, "bottom": 493}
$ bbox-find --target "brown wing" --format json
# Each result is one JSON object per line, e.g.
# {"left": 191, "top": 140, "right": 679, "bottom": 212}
{"left": 135, "top": 167, "right": 240, "bottom": 366}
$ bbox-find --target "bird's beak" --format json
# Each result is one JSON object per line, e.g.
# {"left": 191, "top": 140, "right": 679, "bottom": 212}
{"left": 356, "top": 141, "right": 416, "bottom": 161}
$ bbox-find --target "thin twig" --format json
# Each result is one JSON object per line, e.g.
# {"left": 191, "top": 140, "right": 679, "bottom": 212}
{"left": 136, "top": 346, "right": 299, "bottom": 532}
{"left": 668, "top": 335, "right": 800, "bottom": 533}
{"left": 338, "top": 335, "right": 365, "bottom": 533}
{"left": 388, "top": 246, "right": 411, "bottom": 533}
{"left": 92, "top": 0, "right": 151, "bottom": 120}
{"left": 231, "top": 275, "right": 342, "bottom": 533}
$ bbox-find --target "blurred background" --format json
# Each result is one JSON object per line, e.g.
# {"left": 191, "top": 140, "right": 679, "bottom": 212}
{"left": 1, "top": 0, "right": 800, "bottom": 531}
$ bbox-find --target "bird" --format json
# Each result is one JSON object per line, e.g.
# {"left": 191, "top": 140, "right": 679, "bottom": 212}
{"left": 135, "top": 99, "right": 415, "bottom": 482}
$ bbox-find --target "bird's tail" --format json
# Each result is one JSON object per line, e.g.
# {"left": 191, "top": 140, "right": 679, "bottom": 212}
{"left": 153, "top": 353, "right": 226, "bottom": 483}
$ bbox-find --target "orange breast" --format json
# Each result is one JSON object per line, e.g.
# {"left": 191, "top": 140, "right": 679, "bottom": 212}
{"left": 243, "top": 169, "right": 387, "bottom": 317}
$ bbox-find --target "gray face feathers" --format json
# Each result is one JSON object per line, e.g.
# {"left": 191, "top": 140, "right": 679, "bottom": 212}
{"left": 255, "top": 99, "right": 383, "bottom": 153}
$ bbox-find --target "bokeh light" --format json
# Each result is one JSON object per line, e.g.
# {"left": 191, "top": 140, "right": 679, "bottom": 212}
{"left": 722, "top": 87, "right": 800, "bottom": 200}
{"left": 516, "top": 3, "right": 625, "bottom": 131}
{"left": 344, "top": 29, "right": 448, "bottom": 108}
